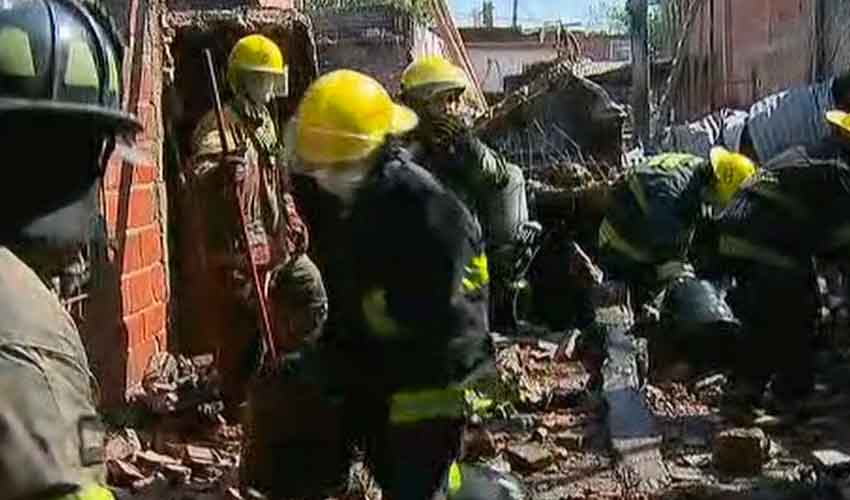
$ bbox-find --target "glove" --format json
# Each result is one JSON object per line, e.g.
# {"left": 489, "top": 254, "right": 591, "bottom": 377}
{"left": 423, "top": 112, "right": 469, "bottom": 152}
{"left": 220, "top": 146, "right": 250, "bottom": 181}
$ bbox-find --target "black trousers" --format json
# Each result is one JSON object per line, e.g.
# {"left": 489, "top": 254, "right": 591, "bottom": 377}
{"left": 241, "top": 349, "right": 464, "bottom": 500}
{"left": 728, "top": 264, "right": 817, "bottom": 401}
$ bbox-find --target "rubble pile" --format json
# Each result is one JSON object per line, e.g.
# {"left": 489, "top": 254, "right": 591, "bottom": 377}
{"left": 645, "top": 382, "right": 711, "bottom": 419}
{"left": 107, "top": 353, "right": 248, "bottom": 499}
{"left": 470, "top": 338, "right": 621, "bottom": 500}
{"left": 127, "top": 352, "right": 223, "bottom": 418}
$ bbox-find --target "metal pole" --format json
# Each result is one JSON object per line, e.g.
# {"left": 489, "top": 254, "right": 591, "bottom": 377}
{"left": 203, "top": 49, "right": 278, "bottom": 368}
{"left": 512, "top": 0, "right": 518, "bottom": 28}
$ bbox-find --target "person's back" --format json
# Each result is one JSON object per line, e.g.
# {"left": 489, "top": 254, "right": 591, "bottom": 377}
{"left": 323, "top": 143, "right": 490, "bottom": 390}
{"left": 715, "top": 155, "right": 850, "bottom": 407}
{"left": 242, "top": 69, "right": 497, "bottom": 500}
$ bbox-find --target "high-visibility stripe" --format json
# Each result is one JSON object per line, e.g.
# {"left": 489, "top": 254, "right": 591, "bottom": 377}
{"left": 462, "top": 253, "right": 489, "bottom": 294}
{"left": 656, "top": 261, "right": 695, "bottom": 282}
{"left": 0, "top": 27, "right": 36, "bottom": 77}
{"left": 389, "top": 387, "right": 465, "bottom": 424}
{"left": 718, "top": 235, "right": 798, "bottom": 269}
{"left": 106, "top": 46, "right": 119, "bottom": 93}
{"left": 55, "top": 483, "right": 115, "bottom": 500}
{"left": 598, "top": 219, "right": 653, "bottom": 263}
{"left": 362, "top": 288, "right": 404, "bottom": 339}
{"left": 448, "top": 462, "right": 463, "bottom": 494}
{"left": 64, "top": 39, "right": 100, "bottom": 88}
{"left": 627, "top": 175, "right": 650, "bottom": 215}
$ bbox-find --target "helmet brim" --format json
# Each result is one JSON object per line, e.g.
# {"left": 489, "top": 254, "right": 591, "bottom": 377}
{"left": 0, "top": 98, "right": 142, "bottom": 133}
{"left": 709, "top": 146, "right": 733, "bottom": 174}
{"left": 232, "top": 64, "right": 287, "bottom": 76}
{"left": 402, "top": 81, "right": 467, "bottom": 102}
{"left": 826, "top": 109, "right": 850, "bottom": 134}
{"left": 389, "top": 103, "right": 419, "bottom": 136}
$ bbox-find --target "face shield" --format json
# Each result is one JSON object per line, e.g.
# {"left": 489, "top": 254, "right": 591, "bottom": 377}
{"left": 238, "top": 69, "right": 289, "bottom": 106}
{"left": 283, "top": 119, "right": 369, "bottom": 205}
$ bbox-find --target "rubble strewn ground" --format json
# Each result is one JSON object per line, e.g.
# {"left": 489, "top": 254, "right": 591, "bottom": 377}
{"left": 107, "top": 334, "right": 850, "bottom": 500}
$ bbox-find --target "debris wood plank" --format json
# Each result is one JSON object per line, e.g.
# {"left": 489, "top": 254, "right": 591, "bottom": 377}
{"left": 596, "top": 284, "right": 669, "bottom": 493}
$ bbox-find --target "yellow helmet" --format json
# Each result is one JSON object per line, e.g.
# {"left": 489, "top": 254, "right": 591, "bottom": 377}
{"left": 294, "top": 69, "right": 419, "bottom": 166}
{"left": 826, "top": 109, "right": 850, "bottom": 137}
{"left": 401, "top": 55, "right": 469, "bottom": 100}
{"left": 227, "top": 34, "right": 287, "bottom": 93}
{"left": 710, "top": 146, "right": 757, "bottom": 205}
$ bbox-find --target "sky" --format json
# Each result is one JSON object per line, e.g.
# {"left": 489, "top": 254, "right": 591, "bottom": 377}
{"left": 448, "top": 0, "right": 608, "bottom": 28}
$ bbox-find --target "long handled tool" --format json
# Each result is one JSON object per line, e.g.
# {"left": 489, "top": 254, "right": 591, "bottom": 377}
{"left": 204, "top": 48, "right": 277, "bottom": 368}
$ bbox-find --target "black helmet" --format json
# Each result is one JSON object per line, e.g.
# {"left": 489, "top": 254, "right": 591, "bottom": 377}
{"left": 661, "top": 277, "right": 740, "bottom": 332}
{"left": 0, "top": 0, "right": 140, "bottom": 132}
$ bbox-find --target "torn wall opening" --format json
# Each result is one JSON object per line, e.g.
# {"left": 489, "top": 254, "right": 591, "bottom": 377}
{"left": 160, "top": 8, "right": 318, "bottom": 356}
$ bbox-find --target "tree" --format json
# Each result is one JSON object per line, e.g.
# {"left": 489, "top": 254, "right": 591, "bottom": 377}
{"left": 591, "top": 0, "right": 680, "bottom": 57}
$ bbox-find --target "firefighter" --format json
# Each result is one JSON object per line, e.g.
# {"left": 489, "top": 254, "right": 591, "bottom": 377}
{"left": 716, "top": 150, "right": 850, "bottom": 411}
{"left": 398, "top": 55, "right": 541, "bottom": 333}
{"left": 0, "top": 0, "right": 140, "bottom": 498}
{"left": 597, "top": 149, "right": 755, "bottom": 375}
{"left": 183, "top": 34, "right": 327, "bottom": 413}
{"left": 599, "top": 148, "right": 756, "bottom": 301}
{"left": 241, "top": 69, "right": 496, "bottom": 500}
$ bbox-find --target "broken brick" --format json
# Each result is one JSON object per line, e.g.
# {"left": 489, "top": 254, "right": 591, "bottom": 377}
{"left": 161, "top": 463, "right": 192, "bottom": 484}
{"left": 136, "top": 449, "right": 180, "bottom": 468}
{"left": 463, "top": 427, "right": 497, "bottom": 459}
{"left": 506, "top": 443, "right": 553, "bottom": 472}
{"left": 184, "top": 444, "right": 217, "bottom": 466}
{"left": 107, "top": 459, "right": 146, "bottom": 486}
{"left": 105, "top": 429, "right": 142, "bottom": 462}
{"left": 712, "top": 428, "right": 769, "bottom": 476}
{"left": 555, "top": 431, "right": 584, "bottom": 451}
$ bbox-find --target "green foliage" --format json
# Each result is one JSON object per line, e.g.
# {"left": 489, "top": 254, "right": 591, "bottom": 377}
{"left": 305, "top": 0, "right": 433, "bottom": 24}
{"left": 591, "top": 0, "right": 680, "bottom": 57}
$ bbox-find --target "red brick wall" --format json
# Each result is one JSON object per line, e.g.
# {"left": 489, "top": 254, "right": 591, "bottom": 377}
{"left": 89, "top": 0, "right": 169, "bottom": 406}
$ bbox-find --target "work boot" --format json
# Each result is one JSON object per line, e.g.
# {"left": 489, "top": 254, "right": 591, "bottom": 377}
{"left": 489, "top": 222, "right": 543, "bottom": 334}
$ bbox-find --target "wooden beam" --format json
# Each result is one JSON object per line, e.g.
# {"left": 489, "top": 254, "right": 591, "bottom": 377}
{"left": 629, "top": 0, "right": 651, "bottom": 147}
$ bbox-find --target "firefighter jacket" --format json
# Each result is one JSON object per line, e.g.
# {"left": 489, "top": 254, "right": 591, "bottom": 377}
{"left": 717, "top": 154, "right": 850, "bottom": 271}
{"left": 599, "top": 153, "right": 713, "bottom": 274}
{"left": 315, "top": 143, "right": 493, "bottom": 401}
{"left": 187, "top": 95, "right": 308, "bottom": 276}
{"left": 179, "top": 97, "right": 309, "bottom": 355}
{"left": 0, "top": 247, "right": 108, "bottom": 500}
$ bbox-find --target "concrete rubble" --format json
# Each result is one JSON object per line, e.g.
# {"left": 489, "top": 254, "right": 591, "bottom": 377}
{"left": 712, "top": 428, "right": 771, "bottom": 477}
